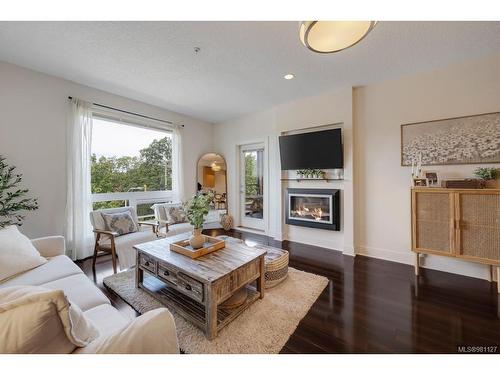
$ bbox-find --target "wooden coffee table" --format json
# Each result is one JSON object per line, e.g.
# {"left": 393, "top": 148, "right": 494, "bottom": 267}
{"left": 134, "top": 233, "right": 267, "bottom": 340}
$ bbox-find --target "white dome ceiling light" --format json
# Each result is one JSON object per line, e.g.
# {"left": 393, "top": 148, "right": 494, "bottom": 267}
{"left": 299, "top": 21, "right": 377, "bottom": 54}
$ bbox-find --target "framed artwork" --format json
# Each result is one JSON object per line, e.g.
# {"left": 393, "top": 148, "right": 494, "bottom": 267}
{"left": 401, "top": 111, "right": 500, "bottom": 166}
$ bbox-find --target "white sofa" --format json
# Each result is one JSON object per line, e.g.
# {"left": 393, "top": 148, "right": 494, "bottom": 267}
{"left": 0, "top": 235, "right": 179, "bottom": 353}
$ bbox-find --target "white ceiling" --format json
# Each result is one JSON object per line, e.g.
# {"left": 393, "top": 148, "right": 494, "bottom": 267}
{"left": 1, "top": 21, "right": 500, "bottom": 123}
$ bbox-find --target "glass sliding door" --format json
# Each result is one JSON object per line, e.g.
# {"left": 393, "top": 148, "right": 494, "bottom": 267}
{"left": 240, "top": 143, "right": 265, "bottom": 230}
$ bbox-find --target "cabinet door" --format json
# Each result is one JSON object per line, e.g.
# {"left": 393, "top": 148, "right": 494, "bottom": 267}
{"left": 412, "top": 191, "right": 454, "bottom": 255}
{"left": 456, "top": 192, "right": 500, "bottom": 264}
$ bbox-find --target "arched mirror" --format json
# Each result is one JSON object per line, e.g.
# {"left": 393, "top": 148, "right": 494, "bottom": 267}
{"left": 196, "top": 153, "right": 228, "bottom": 218}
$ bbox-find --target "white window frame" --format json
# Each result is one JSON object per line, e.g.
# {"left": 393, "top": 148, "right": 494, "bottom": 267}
{"left": 90, "top": 110, "right": 176, "bottom": 218}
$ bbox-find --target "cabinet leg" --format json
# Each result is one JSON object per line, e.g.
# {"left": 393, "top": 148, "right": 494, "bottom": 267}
{"left": 497, "top": 267, "right": 500, "bottom": 294}
{"left": 414, "top": 253, "right": 420, "bottom": 276}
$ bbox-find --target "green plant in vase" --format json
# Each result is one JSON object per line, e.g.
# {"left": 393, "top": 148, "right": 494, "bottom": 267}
{"left": 184, "top": 192, "right": 213, "bottom": 249}
{"left": 0, "top": 156, "right": 38, "bottom": 228}
{"left": 473, "top": 167, "right": 500, "bottom": 189}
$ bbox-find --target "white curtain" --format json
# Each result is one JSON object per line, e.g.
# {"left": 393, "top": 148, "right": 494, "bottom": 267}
{"left": 171, "top": 125, "right": 184, "bottom": 203}
{"left": 65, "top": 98, "right": 94, "bottom": 260}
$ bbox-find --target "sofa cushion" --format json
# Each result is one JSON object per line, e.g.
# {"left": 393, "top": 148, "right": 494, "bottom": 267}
{"left": 0, "top": 225, "right": 47, "bottom": 283}
{"left": 75, "top": 308, "right": 179, "bottom": 354}
{"left": 0, "top": 255, "right": 83, "bottom": 288}
{"left": 0, "top": 286, "right": 99, "bottom": 353}
{"left": 41, "top": 274, "right": 110, "bottom": 312}
{"left": 83, "top": 304, "right": 130, "bottom": 337}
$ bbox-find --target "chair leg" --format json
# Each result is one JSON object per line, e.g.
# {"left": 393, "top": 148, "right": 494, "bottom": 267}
{"left": 110, "top": 242, "right": 118, "bottom": 274}
{"left": 92, "top": 235, "right": 100, "bottom": 270}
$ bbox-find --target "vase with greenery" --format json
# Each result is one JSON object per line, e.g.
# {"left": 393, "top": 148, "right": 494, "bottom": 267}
{"left": 474, "top": 167, "right": 500, "bottom": 189}
{"left": 184, "top": 192, "right": 213, "bottom": 249}
{"left": 0, "top": 156, "right": 38, "bottom": 228}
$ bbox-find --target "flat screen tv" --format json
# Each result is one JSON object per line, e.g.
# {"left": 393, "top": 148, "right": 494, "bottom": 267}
{"left": 279, "top": 128, "right": 343, "bottom": 170}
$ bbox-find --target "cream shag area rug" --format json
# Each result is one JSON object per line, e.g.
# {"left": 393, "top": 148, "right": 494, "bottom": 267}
{"left": 103, "top": 267, "right": 328, "bottom": 354}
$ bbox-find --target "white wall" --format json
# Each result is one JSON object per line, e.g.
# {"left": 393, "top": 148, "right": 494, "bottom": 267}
{"left": 215, "top": 53, "right": 500, "bottom": 281}
{"left": 354, "top": 54, "right": 500, "bottom": 280}
{"left": 214, "top": 87, "right": 355, "bottom": 255}
{"left": 0, "top": 61, "right": 213, "bottom": 239}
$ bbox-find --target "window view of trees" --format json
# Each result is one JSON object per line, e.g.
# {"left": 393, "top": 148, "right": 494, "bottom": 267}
{"left": 91, "top": 136, "right": 172, "bottom": 210}
{"left": 243, "top": 150, "right": 264, "bottom": 219}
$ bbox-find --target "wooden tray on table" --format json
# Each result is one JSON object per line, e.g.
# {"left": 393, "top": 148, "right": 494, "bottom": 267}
{"left": 170, "top": 235, "right": 225, "bottom": 259}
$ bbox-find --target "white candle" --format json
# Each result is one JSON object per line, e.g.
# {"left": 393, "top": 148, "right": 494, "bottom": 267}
{"left": 411, "top": 159, "right": 415, "bottom": 176}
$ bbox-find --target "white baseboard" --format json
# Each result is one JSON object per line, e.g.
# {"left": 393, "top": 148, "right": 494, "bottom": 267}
{"left": 356, "top": 245, "right": 414, "bottom": 265}
{"left": 356, "top": 245, "right": 491, "bottom": 281}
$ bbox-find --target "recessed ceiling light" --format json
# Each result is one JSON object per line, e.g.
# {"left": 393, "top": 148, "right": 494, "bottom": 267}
{"left": 284, "top": 74, "right": 295, "bottom": 80}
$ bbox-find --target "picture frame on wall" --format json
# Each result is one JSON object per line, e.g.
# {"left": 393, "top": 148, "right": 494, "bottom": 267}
{"left": 401, "top": 111, "right": 500, "bottom": 166}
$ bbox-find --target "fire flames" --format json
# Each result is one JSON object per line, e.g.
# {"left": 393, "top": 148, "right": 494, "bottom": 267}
{"left": 293, "top": 205, "right": 323, "bottom": 221}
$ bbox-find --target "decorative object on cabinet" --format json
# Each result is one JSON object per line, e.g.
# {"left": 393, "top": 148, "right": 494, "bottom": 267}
{"left": 474, "top": 167, "right": 500, "bottom": 189}
{"left": 413, "top": 178, "right": 427, "bottom": 187}
{"left": 401, "top": 111, "right": 500, "bottom": 166}
{"left": 425, "top": 172, "right": 438, "bottom": 186}
{"left": 440, "top": 179, "right": 484, "bottom": 189}
{"left": 411, "top": 187, "right": 500, "bottom": 293}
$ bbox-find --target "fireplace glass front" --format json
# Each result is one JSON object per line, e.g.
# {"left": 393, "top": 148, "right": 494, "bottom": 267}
{"left": 285, "top": 188, "right": 340, "bottom": 231}
{"left": 289, "top": 194, "right": 332, "bottom": 224}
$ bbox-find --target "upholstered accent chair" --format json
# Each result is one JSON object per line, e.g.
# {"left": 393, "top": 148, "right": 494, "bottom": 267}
{"left": 151, "top": 203, "right": 193, "bottom": 236}
{"left": 89, "top": 206, "right": 158, "bottom": 273}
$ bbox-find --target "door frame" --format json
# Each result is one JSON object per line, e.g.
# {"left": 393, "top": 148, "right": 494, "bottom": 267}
{"left": 237, "top": 139, "right": 269, "bottom": 232}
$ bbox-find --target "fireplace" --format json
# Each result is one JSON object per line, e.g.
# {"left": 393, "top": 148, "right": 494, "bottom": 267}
{"left": 285, "top": 188, "right": 340, "bottom": 231}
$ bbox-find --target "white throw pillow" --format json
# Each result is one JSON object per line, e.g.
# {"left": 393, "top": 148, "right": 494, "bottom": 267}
{"left": 0, "top": 286, "right": 99, "bottom": 354}
{"left": 0, "top": 225, "right": 47, "bottom": 282}
{"left": 75, "top": 308, "right": 179, "bottom": 354}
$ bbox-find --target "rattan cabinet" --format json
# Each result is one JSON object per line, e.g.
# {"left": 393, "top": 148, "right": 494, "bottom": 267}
{"left": 411, "top": 188, "right": 500, "bottom": 293}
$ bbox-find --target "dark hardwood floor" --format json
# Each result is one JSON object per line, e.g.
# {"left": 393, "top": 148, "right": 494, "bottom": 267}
{"left": 76, "top": 229, "right": 500, "bottom": 354}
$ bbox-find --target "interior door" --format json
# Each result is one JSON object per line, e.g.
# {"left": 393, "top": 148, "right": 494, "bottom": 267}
{"left": 240, "top": 143, "right": 265, "bottom": 230}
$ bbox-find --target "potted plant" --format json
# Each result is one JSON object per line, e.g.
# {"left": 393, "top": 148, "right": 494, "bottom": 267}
{"left": 474, "top": 167, "right": 500, "bottom": 189}
{"left": 0, "top": 156, "right": 38, "bottom": 228}
{"left": 184, "top": 192, "right": 213, "bottom": 249}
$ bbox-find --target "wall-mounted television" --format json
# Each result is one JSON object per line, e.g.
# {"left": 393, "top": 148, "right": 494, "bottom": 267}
{"left": 279, "top": 128, "right": 343, "bottom": 170}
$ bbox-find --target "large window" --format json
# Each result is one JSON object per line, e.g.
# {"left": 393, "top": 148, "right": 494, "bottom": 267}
{"left": 90, "top": 115, "right": 173, "bottom": 218}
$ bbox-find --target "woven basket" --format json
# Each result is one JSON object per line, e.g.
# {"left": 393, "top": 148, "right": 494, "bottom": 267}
{"left": 215, "top": 236, "right": 289, "bottom": 288}
{"left": 261, "top": 246, "right": 289, "bottom": 288}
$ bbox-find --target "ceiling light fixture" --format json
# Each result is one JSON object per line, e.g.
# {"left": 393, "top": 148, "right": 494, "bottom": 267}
{"left": 299, "top": 21, "right": 377, "bottom": 54}
{"left": 284, "top": 74, "right": 295, "bottom": 80}
{"left": 211, "top": 162, "right": 221, "bottom": 172}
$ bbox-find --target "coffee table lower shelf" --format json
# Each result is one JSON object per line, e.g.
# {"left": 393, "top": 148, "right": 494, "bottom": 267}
{"left": 139, "top": 273, "right": 260, "bottom": 335}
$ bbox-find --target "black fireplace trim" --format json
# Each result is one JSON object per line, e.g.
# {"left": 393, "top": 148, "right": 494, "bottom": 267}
{"left": 285, "top": 188, "right": 341, "bottom": 231}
